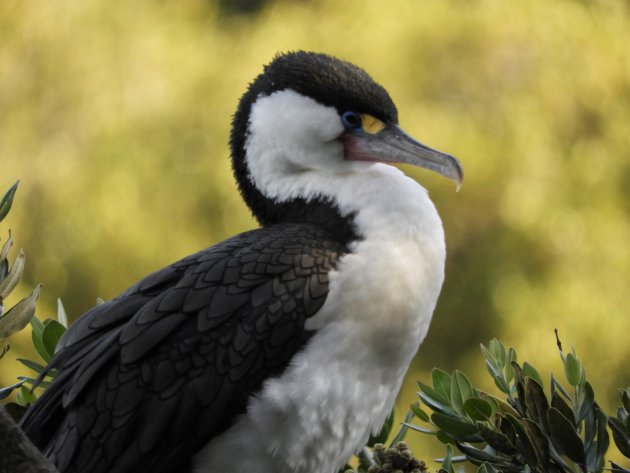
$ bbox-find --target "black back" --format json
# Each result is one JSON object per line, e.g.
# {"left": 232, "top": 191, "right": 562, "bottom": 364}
{"left": 21, "top": 225, "right": 348, "bottom": 473}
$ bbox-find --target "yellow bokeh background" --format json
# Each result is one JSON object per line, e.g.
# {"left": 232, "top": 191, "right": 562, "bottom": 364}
{"left": 1, "top": 0, "right": 629, "bottom": 467}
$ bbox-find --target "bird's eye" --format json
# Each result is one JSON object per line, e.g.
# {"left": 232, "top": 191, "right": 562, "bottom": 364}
{"left": 341, "top": 111, "right": 362, "bottom": 131}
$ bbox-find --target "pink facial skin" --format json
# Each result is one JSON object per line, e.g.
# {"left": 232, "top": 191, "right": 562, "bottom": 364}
{"left": 340, "top": 134, "right": 390, "bottom": 163}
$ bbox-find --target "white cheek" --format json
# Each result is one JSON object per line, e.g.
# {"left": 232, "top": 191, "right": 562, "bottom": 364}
{"left": 249, "top": 89, "right": 344, "bottom": 146}
{"left": 245, "top": 90, "right": 352, "bottom": 193}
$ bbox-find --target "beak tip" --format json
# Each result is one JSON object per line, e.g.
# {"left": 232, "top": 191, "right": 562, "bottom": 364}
{"left": 456, "top": 172, "right": 464, "bottom": 192}
{"left": 448, "top": 156, "right": 464, "bottom": 192}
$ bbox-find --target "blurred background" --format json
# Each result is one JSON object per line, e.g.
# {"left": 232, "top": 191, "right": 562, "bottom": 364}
{"left": 1, "top": 0, "right": 629, "bottom": 465}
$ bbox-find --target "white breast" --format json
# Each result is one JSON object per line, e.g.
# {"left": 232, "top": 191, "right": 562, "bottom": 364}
{"left": 192, "top": 164, "right": 446, "bottom": 473}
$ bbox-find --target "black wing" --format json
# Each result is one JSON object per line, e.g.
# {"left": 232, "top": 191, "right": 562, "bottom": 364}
{"left": 21, "top": 224, "right": 347, "bottom": 473}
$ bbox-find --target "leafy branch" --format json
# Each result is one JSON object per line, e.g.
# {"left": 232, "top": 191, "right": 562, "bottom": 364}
{"left": 0, "top": 181, "right": 67, "bottom": 414}
{"left": 404, "top": 337, "right": 629, "bottom": 473}
{"left": 0, "top": 181, "right": 42, "bottom": 361}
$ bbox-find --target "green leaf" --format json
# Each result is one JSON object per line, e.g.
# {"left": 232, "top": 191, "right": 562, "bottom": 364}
{"left": 0, "top": 284, "right": 41, "bottom": 339}
{"left": 15, "top": 388, "right": 25, "bottom": 405}
{"left": 42, "top": 319, "right": 66, "bottom": 357}
{"left": 621, "top": 387, "right": 630, "bottom": 413}
{"left": 483, "top": 358, "right": 500, "bottom": 379}
{"left": 594, "top": 406, "right": 609, "bottom": 470}
{"left": 498, "top": 416, "right": 517, "bottom": 446}
{"left": 548, "top": 407, "right": 586, "bottom": 466}
{"left": 419, "top": 390, "right": 458, "bottom": 417}
{"left": 0, "top": 380, "right": 26, "bottom": 400}
{"left": 432, "top": 368, "right": 452, "bottom": 402}
{"left": 31, "top": 318, "right": 52, "bottom": 362}
{"left": 550, "top": 373, "right": 571, "bottom": 400}
{"left": 436, "top": 430, "right": 453, "bottom": 445}
{"left": 17, "top": 357, "right": 47, "bottom": 374}
{"left": 451, "top": 371, "right": 474, "bottom": 414}
{"left": 492, "top": 396, "right": 521, "bottom": 418}
{"left": 456, "top": 441, "right": 517, "bottom": 467}
{"left": 479, "top": 393, "right": 500, "bottom": 414}
{"left": 584, "top": 399, "right": 597, "bottom": 452}
{"left": 506, "top": 413, "right": 540, "bottom": 469}
{"left": 402, "top": 422, "right": 436, "bottom": 434}
{"left": 57, "top": 298, "right": 68, "bottom": 327}
{"left": 0, "top": 181, "right": 19, "bottom": 223}
{"left": 522, "top": 418, "right": 550, "bottom": 468}
{"left": 505, "top": 348, "right": 517, "bottom": 382}
{"left": 551, "top": 392, "right": 576, "bottom": 426}
{"left": 485, "top": 359, "right": 511, "bottom": 394}
{"left": 19, "top": 385, "right": 36, "bottom": 404}
{"left": 609, "top": 417, "right": 630, "bottom": 458}
{"left": 522, "top": 361, "right": 544, "bottom": 388}
{"left": 419, "top": 380, "right": 451, "bottom": 406}
{"left": 17, "top": 376, "right": 51, "bottom": 389}
{"left": 511, "top": 362, "right": 526, "bottom": 413}
{"left": 439, "top": 444, "right": 456, "bottom": 473}
{"left": 0, "top": 248, "right": 25, "bottom": 299}
{"left": 464, "top": 398, "right": 493, "bottom": 421}
{"left": 431, "top": 412, "right": 479, "bottom": 438}
{"left": 0, "top": 258, "right": 8, "bottom": 282}
{"left": 492, "top": 376, "right": 511, "bottom": 395}
{"left": 489, "top": 339, "right": 507, "bottom": 367}
{"left": 480, "top": 342, "right": 494, "bottom": 364}
{"left": 564, "top": 353, "right": 582, "bottom": 387}
{"left": 577, "top": 381, "right": 595, "bottom": 423}
{"left": 477, "top": 422, "right": 517, "bottom": 454}
{"left": 410, "top": 401, "right": 430, "bottom": 422}
{"left": 0, "top": 229, "right": 13, "bottom": 262}
{"left": 524, "top": 378, "right": 549, "bottom": 431}
{"left": 30, "top": 315, "right": 44, "bottom": 339}
{"left": 16, "top": 385, "right": 36, "bottom": 407}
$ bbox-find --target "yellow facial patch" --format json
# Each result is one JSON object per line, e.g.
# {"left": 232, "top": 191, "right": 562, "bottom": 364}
{"left": 360, "top": 114, "right": 386, "bottom": 135}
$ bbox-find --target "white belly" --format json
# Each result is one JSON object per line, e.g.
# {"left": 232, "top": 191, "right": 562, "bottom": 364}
{"left": 193, "top": 165, "right": 446, "bottom": 473}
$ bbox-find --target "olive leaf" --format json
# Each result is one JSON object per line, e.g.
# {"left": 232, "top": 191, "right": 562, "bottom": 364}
{"left": 0, "top": 180, "right": 19, "bottom": 223}
{"left": 0, "top": 248, "right": 25, "bottom": 299}
{"left": 0, "top": 283, "right": 42, "bottom": 340}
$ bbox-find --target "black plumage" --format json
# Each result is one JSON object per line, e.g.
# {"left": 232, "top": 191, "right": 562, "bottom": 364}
{"left": 21, "top": 225, "right": 349, "bottom": 473}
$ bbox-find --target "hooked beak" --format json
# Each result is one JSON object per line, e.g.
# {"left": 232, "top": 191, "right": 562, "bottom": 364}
{"left": 342, "top": 124, "right": 464, "bottom": 191}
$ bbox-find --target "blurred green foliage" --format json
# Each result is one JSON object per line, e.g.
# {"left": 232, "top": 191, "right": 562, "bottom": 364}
{"left": 1, "top": 0, "right": 629, "bottom": 465}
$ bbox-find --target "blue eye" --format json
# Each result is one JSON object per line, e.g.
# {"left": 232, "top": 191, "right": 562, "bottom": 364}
{"left": 341, "top": 111, "right": 362, "bottom": 131}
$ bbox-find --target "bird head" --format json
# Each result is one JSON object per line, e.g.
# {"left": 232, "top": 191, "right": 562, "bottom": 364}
{"left": 230, "top": 51, "right": 463, "bottom": 227}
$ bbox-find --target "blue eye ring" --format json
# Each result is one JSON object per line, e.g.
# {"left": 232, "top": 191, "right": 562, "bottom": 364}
{"left": 341, "top": 111, "right": 362, "bottom": 131}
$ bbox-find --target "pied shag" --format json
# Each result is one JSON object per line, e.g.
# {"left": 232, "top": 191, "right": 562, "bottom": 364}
{"left": 21, "top": 51, "right": 463, "bottom": 473}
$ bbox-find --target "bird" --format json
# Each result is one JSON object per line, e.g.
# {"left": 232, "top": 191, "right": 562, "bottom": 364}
{"left": 20, "top": 51, "right": 463, "bottom": 473}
